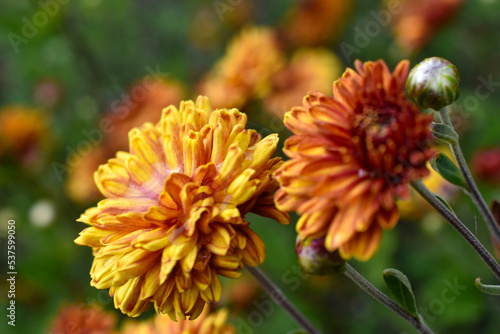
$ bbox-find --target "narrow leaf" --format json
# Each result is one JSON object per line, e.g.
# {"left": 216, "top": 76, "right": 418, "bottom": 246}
{"left": 431, "top": 123, "right": 458, "bottom": 144}
{"left": 383, "top": 268, "right": 420, "bottom": 319}
{"left": 434, "top": 194, "right": 456, "bottom": 215}
{"left": 475, "top": 278, "right": 500, "bottom": 295}
{"left": 430, "top": 153, "right": 468, "bottom": 190}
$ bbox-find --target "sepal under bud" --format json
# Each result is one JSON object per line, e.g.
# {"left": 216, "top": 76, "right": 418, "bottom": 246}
{"left": 431, "top": 122, "right": 458, "bottom": 144}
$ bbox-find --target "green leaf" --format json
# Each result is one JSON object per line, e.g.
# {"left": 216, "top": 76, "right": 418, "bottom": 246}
{"left": 430, "top": 153, "right": 468, "bottom": 190}
{"left": 434, "top": 194, "right": 456, "bottom": 215}
{"left": 383, "top": 269, "right": 420, "bottom": 319}
{"left": 431, "top": 122, "right": 458, "bottom": 144}
{"left": 286, "top": 330, "right": 307, "bottom": 334}
{"left": 475, "top": 278, "right": 500, "bottom": 295}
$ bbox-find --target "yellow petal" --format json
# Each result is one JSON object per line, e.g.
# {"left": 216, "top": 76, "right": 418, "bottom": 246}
{"left": 128, "top": 126, "right": 164, "bottom": 170}
{"left": 240, "top": 226, "right": 265, "bottom": 266}
{"left": 200, "top": 268, "right": 222, "bottom": 302}
{"left": 140, "top": 262, "right": 162, "bottom": 299}
{"left": 112, "top": 277, "right": 151, "bottom": 317}
{"left": 97, "top": 197, "right": 156, "bottom": 215}
{"left": 227, "top": 169, "right": 260, "bottom": 205}
{"left": 218, "top": 144, "right": 245, "bottom": 181}
{"left": 74, "top": 227, "right": 113, "bottom": 247}
{"left": 133, "top": 228, "right": 170, "bottom": 252}
{"left": 206, "top": 224, "right": 231, "bottom": 256}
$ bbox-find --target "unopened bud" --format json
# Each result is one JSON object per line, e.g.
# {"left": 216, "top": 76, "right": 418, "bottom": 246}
{"left": 296, "top": 235, "right": 345, "bottom": 275}
{"left": 406, "top": 57, "right": 460, "bottom": 110}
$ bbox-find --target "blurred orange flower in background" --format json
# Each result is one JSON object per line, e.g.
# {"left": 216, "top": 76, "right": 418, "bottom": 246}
{"left": 120, "top": 306, "right": 235, "bottom": 334}
{"left": 49, "top": 304, "right": 115, "bottom": 334}
{"left": 75, "top": 96, "right": 289, "bottom": 319}
{"left": 275, "top": 60, "right": 436, "bottom": 261}
{"left": 0, "top": 105, "right": 49, "bottom": 166}
{"left": 221, "top": 272, "right": 259, "bottom": 311}
{"left": 388, "top": 0, "right": 465, "bottom": 54}
{"left": 281, "top": 0, "right": 353, "bottom": 47}
{"left": 198, "top": 27, "right": 285, "bottom": 109}
{"left": 66, "top": 78, "right": 185, "bottom": 203}
{"left": 264, "top": 48, "right": 343, "bottom": 118}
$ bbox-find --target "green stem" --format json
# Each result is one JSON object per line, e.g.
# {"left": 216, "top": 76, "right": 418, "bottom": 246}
{"left": 411, "top": 180, "right": 500, "bottom": 280}
{"left": 244, "top": 265, "right": 322, "bottom": 334}
{"left": 344, "top": 264, "right": 434, "bottom": 334}
{"left": 438, "top": 108, "right": 500, "bottom": 245}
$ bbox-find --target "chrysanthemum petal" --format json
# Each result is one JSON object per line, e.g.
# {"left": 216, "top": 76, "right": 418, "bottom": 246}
{"left": 240, "top": 227, "right": 266, "bottom": 266}
{"left": 206, "top": 224, "right": 231, "bottom": 256}
{"left": 75, "top": 227, "right": 115, "bottom": 247}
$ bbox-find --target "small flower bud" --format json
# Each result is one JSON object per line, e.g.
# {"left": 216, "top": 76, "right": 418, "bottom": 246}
{"left": 296, "top": 235, "right": 345, "bottom": 275}
{"left": 406, "top": 57, "right": 460, "bottom": 110}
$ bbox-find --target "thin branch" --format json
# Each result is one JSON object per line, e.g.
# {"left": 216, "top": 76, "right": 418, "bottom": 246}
{"left": 411, "top": 180, "right": 500, "bottom": 280}
{"left": 438, "top": 107, "right": 500, "bottom": 245}
{"left": 244, "top": 264, "right": 322, "bottom": 334}
{"left": 344, "top": 264, "right": 434, "bottom": 334}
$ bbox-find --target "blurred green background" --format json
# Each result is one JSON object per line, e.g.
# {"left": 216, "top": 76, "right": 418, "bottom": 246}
{"left": 1, "top": 0, "right": 500, "bottom": 333}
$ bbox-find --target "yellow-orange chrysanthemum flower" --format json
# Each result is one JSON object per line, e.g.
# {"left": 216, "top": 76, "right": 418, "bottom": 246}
{"left": 198, "top": 27, "right": 285, "bottom": 109}
{"left": 49, "top": 304, "right": 116, "bottom": 334}
{"left": 75, "top": 96, "right": 289, "bottom": 319}
{"left": 274, "top": 60, "right": 435, "bottom": 261}
{"left": 120, "top": 306, "right": 235, "bottom": 334}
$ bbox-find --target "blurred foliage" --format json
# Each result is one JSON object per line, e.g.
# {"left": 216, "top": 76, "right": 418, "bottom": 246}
{"left": 1, "top": 0, "right": 500, "bottom": 333}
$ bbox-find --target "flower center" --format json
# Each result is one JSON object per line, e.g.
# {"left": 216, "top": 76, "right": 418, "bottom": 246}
{"left": 353, "top": 105, "right": 398, "bottom": 146}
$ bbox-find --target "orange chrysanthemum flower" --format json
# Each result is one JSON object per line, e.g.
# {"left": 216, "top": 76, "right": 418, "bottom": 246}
{"left": 120, "top": 306, "right": 235, "bottom": 334}
{"left": 198, "top": 27, "right": 285, "bottom": 109}
{"left": 49, "top": 304, "right": 116, "bottom": 334}
{"left": 75, "top": 96, "right": 289, "bottom": 319}
{"left": 275, "top": 60, "right": 435, "bottom": 261}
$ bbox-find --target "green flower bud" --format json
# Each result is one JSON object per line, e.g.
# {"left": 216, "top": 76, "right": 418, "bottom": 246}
{"left": 296, "top": 235, "right": 345, "bottom": 275}
{"left": 406, "top": 57, "right": 460, "bottom": 110}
